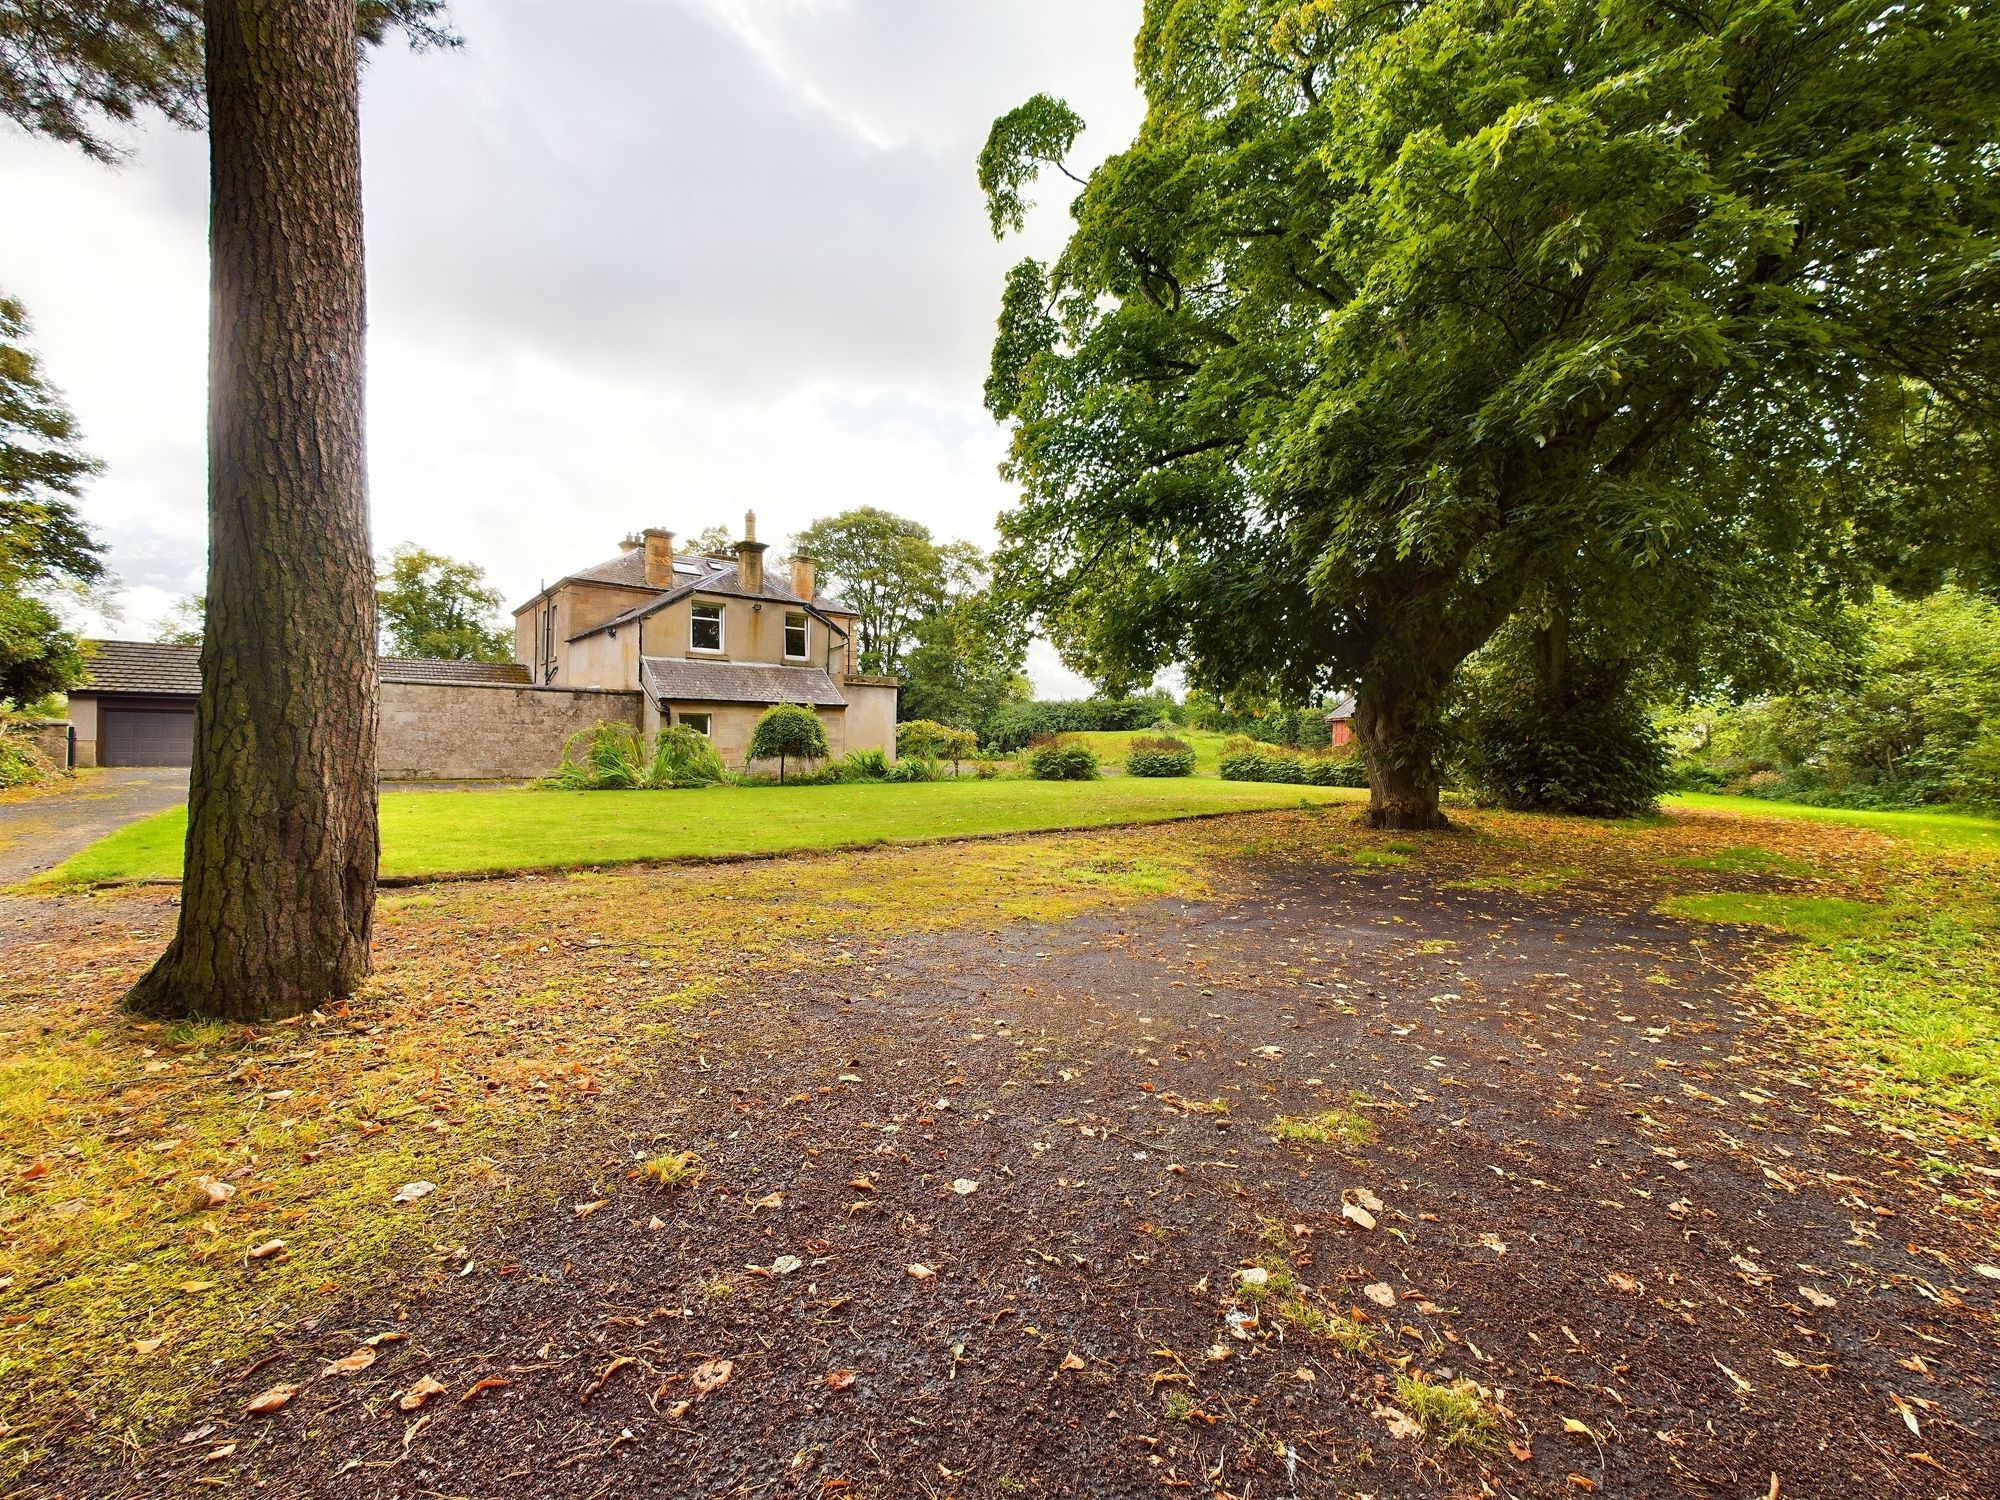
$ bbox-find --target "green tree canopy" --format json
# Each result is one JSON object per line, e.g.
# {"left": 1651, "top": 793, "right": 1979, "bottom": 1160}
{"left": 0, "top": 0, "right": 452, "bottom": 160}
{"left": 791, "top": 507, "right": 983, "bottom": 676}
{"left": 376, "top": 544, "right": 511, "bottom": 661}
{"left": 981, "top": 0, "right": 2000, "bottom": 827}
{"left": 0, "top": 294, "right": 104, "bottom": 704}
{"left": 747, "top": 701, "right": 827, "bottom": 784}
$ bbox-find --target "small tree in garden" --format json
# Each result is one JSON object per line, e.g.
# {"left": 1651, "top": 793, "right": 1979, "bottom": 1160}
{"left": 897, "top": 719, "right": 979, "bottom": 773}
{"left": 749, "top": 703, "right": 827, "bottom": 784}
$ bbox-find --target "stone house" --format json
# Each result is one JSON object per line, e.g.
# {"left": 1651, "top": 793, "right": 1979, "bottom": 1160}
{"left": 60, "top": 515, "right": 895, "bottom": 780}
{"left": 512, "top": 514, "right": 898, "bottom": 768}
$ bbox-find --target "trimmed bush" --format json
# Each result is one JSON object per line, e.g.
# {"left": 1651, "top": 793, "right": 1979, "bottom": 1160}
{"left": 748, "top": 703, "right": 829, "bottom": 784}
{"left": 897, "top": 719, "right": 979, "bottom": 769}
{"left": 1027, "top": 742, "right": 1100, "bottom": 780}
{"left": 1125, "top": 735, "right": 1196, "bottom": 777}
{"left": 1219, "top": 740, "right": 1367, "bottom": 787}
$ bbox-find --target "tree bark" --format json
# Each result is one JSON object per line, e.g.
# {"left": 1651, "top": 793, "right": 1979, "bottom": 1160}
{"left": 125, "top": 0, "right": 377, "bottom": 1021}
{"left": 1354, "top": 678, "right": 1449, "bottom": 831}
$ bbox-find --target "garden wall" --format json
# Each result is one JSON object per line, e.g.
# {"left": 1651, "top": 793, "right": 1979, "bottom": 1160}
{"left": 378, "top": 682, "right": 641, "bottom": 781}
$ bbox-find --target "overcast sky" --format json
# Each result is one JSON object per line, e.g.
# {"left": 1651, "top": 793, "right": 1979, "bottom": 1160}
{"left": 0, "top": 0, "right": 1147, "bottom": 694}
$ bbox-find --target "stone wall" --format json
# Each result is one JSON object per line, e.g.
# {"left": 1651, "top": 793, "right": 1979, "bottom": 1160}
{"left": 5, "top": 719, "right": 70, "bottom": 770}
{"left": 379, "top": 682, "right": 642, "bottom": 781}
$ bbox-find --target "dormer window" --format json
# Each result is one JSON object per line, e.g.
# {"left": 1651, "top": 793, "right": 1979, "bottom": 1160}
{"left": 690, "top": 601, "right": 723, "bottom": 653}
{"left": 784, "top": 611, "right": 809, "bottom": 660}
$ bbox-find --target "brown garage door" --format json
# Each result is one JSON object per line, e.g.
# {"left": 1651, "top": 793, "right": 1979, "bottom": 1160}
{"left": 101, "top": 703, "right": 196, "bottom": 766}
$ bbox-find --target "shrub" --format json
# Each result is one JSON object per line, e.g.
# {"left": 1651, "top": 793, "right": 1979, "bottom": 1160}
{"left": 971, "top": 757, "right": 1000, "bottom": 779}
{"left": 650, "top": 725, "right": 727, "bottom": 788}
{"left": 1027, "top": 742, "right": 1100, "bottom": 780}
{"left": 0, "top": 731, "right": 58, "bottom": 790}
{"left": 884, "top": 753, "right": 944, "bottom": 783}
{"left": 747, "top": 702, "right": 829, "bottom": 784}
{"left": 1219, "top": 742, "right": 1367, "bottom": 787}
{"left": 983, "top": 693, "right": 1178, "bottom": 753}
{"left": 1457, "top": 668, "right": 1668, "bottom": 817}
{"left": 545, "top": 722, "right": 647, "bottom": 790}
{"left": 897, "top": 719, "right": 979, "bottom": 769}
{"left": 1125, "top": 742, "right": 1196, "bottom": 777}
{"left": 834, "top": 747, "right": 893, "bottom": 781}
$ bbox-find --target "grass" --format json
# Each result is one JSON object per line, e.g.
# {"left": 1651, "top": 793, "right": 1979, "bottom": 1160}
{"left": 1393, "top": 1371, "right": 1502, "bottom": 1452}
{"left": 1270, "top": 1107, "right": 1375, "bottom": 1147}
{"left": 1655, "top": 891, "right": 1888, "bottom": 944}
{"left": 36, "top": 777, "right": 1363, "bottom": 887}
{"left": 1667, "top": 791, "right": 2000, "bottom": 852}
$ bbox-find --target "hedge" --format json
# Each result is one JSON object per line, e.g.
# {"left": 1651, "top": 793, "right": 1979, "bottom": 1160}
{"left": 1218, "top": 743, "right": 1367, "bottom": 788}
{"left": 1027, "top": 742, "right": 1101, "bottom": 780}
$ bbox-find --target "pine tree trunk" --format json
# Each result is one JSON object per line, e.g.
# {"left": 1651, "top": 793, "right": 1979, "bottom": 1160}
{"left": 125, "top": 0, "right": 377, "bottom": 1021}
{"left": 1354, "top": 678, "right": 1449, "bottom": 831}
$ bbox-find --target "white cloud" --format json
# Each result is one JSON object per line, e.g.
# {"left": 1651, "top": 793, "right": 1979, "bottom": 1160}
{"left": 0, "top": 0, "right": 1146, "bottom": 694}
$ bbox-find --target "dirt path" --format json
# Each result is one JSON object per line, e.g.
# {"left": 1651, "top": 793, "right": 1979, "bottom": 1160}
{"left": 42, "top": 852, "right": 1996, "bottom": 1499}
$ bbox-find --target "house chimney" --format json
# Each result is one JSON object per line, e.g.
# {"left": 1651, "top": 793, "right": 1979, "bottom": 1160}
{"left": 642, "top": 527, "right": 675, "bottom": 588}
{"left": 734, "top": 509, "right": 767, "bottom": 594}
{"left": 790, "top": 550, "right": 816, "bottom": 601}
{"left": 619, "top": 533, "right": 643, "bottom": 553}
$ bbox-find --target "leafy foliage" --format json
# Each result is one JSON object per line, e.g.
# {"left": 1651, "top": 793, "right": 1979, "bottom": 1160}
{"left": 376, "top": 544, "right": 511, "bottom": 662}
{"left": 747, "top": 703, "right": 828, "bottom": 784}
{"left": 981, "top": 0, "right": 2000, "bottom": 826}
{"left": 648, "top": 725, "right": 727, "bottom": 789}
{"left": 0, "top": 727, "right": 57, "bottom": 788}
{"left": 896, "top": 719, "right": 978, "bottom": 767}
{"left": 1027, "top": 742, "right": 1100, "bottom": 781}
{"left": 1124, "top": 735, "right": 1196, "bottom": 778}
{"left": 0, "top": 295, "right": 103, "bottom": 704}
{"left": 1455, "top": 662, "right": 1668, "bottom": 818}
{"left": 0, "top": 0, "right": 454, "bottom": 161}
{"left": 983, "top": 693, "right": 1177, "bottom": 753}
{"left": 1686, "top": 588, "right": 2000, "bottom": 808}
{"left": 1218, "top": 739, "right": 1368, "bottom": 788}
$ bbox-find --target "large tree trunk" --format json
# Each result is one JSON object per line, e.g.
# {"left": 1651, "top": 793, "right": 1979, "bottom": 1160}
{"left": 125, "top": 0, "right": 377, "bottom": 1021}
{"left": 1354, "top": 677, "right": 1449, "bottom": 831}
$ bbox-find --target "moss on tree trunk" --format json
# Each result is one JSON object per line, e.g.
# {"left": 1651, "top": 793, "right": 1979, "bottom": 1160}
{"left": 125, "top": 0, "right": 377, "bottom": 1021}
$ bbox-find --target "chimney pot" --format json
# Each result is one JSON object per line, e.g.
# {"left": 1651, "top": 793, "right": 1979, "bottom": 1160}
{"left": 641, "top": 527, "right": 675, "bottom": 588}
{"left": 733, "top": 513, "right": 768, "bottom": 594}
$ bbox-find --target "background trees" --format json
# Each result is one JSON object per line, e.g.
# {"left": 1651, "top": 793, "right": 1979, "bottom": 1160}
{"left": 0, "top": 294, "right": 104, "bottom": 706}
{"left": 791, "top": 506, "right": 1028, "bottom": 732}
{"left": 980, "top": 0, "right": 2000, "bottom": 828}
{"left": 376, "top": 543, "right": 510, "bottom": 660}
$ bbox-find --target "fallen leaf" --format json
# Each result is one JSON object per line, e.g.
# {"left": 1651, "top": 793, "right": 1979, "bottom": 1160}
{"left": 647, "top": 1216, "right": 666, "bottom": 1232}
{"left": 245, "top": 1383, "right": 299, "bottom": 1415}
{"left": 771, "top": 1254, "right": 803, "bottom": 1276}
{"left": 1563, "top": 1417, "right": 1598, "bottom": 1440}
{"left": 398, "top": 1376, "right": 447, "bottom": 1412}
{"left": 204, "top": 1441, "right": 237, "bottom": 1462}
{"left": 1372, "top": 1403, "right": 1420, "bottom": 1440}
{"left": 460, "top": 1376, "right": 510, "bottom": 1402}
{"left": 133, "top": 1336, "right": 166, "bottom": 1357}
{"left": 1567, "top": 1476, "right": 1598, "bottom": 1493}
{"left": 1890, "top": 1393, "right": 1920, "bottom": 1437}
{"left": 582, "top": 1355, "right": 634, "bottom": 1403}
{"left": 1906, "top": 1452, "right": 1949, "bottom": 1474}
{"left": 828, "top": 1369, "right": 857, "bottom": 1391}
{"left": 1798, "top": 1285, "right": 1837, "bottom": 1309}
{"left": 1351, "top": 1188, "right": 1385, "bottom": 1213}
{"left": 193, "top": 1176, "right": 236, "bottom": 1208}
{"left": 1478, "top": 1232, "right": 1507, "bottom": 1254}
{"left": 364, "top": 1330, "right": 408, "bottom": 1348}
{"left": 1362, "top": 1282, "right": 1396, "bottom": 1308}
{"left": 950, "top": 1178, "right": 978, "bottom": 1195}
{"left": 1507, "top": 1435, "right": 1533, "bottom": 1462}
{"left": 572, "top": 1200, "right": 609, "bottom": 1219}
{"left": 322, "top": 1347, "right": 377, "bottom": 1377}
{"left": 18, "top": 1162, "right": 48, "bottom": 1182}
{"left": 1714, "top": 1358, "right": 1754, "bottom": 1395}
{"left": 246, "top": 1239, "right": 286, "bottom": 1261}
{"left": 906, "top": 1263, "right": 935, "bottom": 1280}
{"left": 690, "top": 1359, "right": 733, "bottom": 1394}
{"left": 1058, "top": 1352, "right": 1086, "bottom": 1372}
{"left": 391, "top": 1181, "right": 436, "bottom": 1206}
{"left": 1606, "top": 1272, "right": 1640, "bottom": 1295}
{"left": 753, "top": 1192, "right": 784, "bottom": 1211}
{"left": 1239, "top": 1266, "right": 1270, "bottom": 1287}
{"left": 848, "top": 1176, "right": 874, "bottom": 1192}
{"left": 1341, "top": 1202, "right": 1377, "bottom": 1230}
{"left": 1971, "top": 1264, "right": 2000, "bottom": 1281}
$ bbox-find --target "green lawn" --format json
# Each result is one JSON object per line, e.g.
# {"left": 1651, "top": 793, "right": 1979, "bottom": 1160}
{"left": 1665, "top": 791, "right": 2000, "bottom": 851}
{"left": 1069, "top": 728, "right": 1236, "bottom": 774}
{"left": 38, "top": 776, "right": 1362, "bottom": 886}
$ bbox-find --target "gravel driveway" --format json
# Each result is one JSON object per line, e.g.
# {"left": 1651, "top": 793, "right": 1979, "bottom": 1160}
{"left": 0, "top": 767, "right": 187, "bottom": 885}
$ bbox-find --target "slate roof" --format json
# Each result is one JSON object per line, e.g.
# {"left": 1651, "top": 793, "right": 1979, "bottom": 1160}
{"left": 76, "top": 641, "right": 531, "bottom": 696}
{"left": 640, "top": 657, "right": 846, "bottom": 708}
{"left": 1324, "top": 693, "right": 1357, "bottom": 720}
{"left": 570, "top": 556, "right": 857, "bottom": 643}
{"left": 79, "top": 640, "right": 201, "bottom": 695}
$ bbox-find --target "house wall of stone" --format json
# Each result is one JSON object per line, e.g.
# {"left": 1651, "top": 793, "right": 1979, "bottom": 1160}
{"left": 841, "top": 678, "right": 900, "bottom": 761}
{"left": 657, "top": 700, "right": 847, "bottom": 772}
{"left": 379, "top": 682, "right": 642, "bottom": 781}
{"left": 65, "top": 695, "right": 100, "bottom": 767}
{"left": 562, "top": 627, "right": 638, "bottom": 692}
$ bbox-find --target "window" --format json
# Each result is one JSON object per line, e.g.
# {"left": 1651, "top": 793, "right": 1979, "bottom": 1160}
{"left": 679, "top": 712, "right": 712, "bottom": 737}
{"left": 784, "top": 611, "right": 809, "bottom": 659}
{"left": 690, "top": 601, "right": 723, "bottom": 652}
